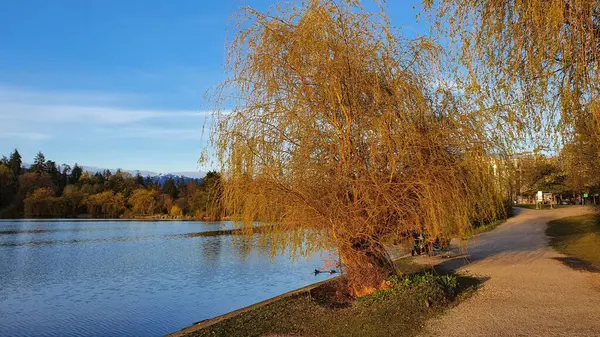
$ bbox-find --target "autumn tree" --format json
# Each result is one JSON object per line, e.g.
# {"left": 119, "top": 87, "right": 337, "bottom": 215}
{"left": 107, "top": 171, "right": 136, "bottom": 197}
{"left": 206, "top": 0, "right": 507, "bottom": 295}
{"left": 16, "top": 173, "right": 55, "bottom": 217}
{"left": 129, "top": 188, "right": 160, "bottom": 215}
{"left": 516, "top": 155, "right": 568, "bottom": 198}
{"left": 24, "top": 187, "right": 69, "bottom": 218}
{"left": 18, "top": 173, "right": 54, "bottom": 199}
{"left": 169, "top": 205, "right": 184, "bottom": 217}
{"left": 158, "top": 194, "right": 174, "bottom": 214}
{"left": 62, "top": 185, "right": 86, "bottom": 216}
{"left": 427, "top": 0, "right": 600, "bottom": 177}
{"left": 86, "top": 191, "right": 126, "bottom": 218}
{"left": 561, "top": 136, "right": 600, "bottom": 194}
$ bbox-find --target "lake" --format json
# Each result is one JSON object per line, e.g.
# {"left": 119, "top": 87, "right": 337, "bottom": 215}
{"left": 0, "top": 220, "right": 336, "bottom": 337}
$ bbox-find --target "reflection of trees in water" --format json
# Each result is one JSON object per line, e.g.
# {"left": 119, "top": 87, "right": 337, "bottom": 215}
{"left": 226, "top": 234, "right": 287, "bottom": 261}
{"left": 231, "top": 234, "right": 265, "bottom": 261}
{"left": 194, "top": 225, "right": 336, "bottom": 264}
{"left": 200, "top": 235, "right": 223, "bottom": 265}
{"left": 199, "top": 233, "right": 275, "bottom": 264}
{"left": 229, "top": 230, "right": 333, "bottom": 264}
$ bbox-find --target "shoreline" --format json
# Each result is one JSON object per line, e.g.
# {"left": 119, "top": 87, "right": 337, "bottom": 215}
{"left": 167, "top": 277, "right": 338, "bottom": 337}
{"left": 168, "top": 255, "right": 415, "bottom": 337}
{"left": 0, "top": 217, "right": 226, "bottom": 222}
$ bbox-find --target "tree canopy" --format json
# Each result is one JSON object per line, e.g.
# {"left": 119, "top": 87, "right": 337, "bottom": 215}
{"left": 207, "top": 0, "right": 509, "bottom": 295}
{"left": 423, "top": 0, "right": 600, "bottom": 212}
{"left": 427, "top": 0, "right": 600, "bottom": 156}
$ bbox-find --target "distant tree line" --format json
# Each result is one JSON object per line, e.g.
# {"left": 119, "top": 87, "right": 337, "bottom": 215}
{"left": 0, "top": 149, "right": 222, "bottom": 219}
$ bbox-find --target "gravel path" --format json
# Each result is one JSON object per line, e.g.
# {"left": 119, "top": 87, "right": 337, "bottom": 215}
{"left": 419, "top": 206, "right": 600, "bottom": 337}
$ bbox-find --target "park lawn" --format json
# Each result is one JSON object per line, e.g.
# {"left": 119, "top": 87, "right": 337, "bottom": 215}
{"left": 184, "top": 260, "right": 480, "bottom": 337}
{"left": 547, "top": 214, "right": 600, "bottom": 271}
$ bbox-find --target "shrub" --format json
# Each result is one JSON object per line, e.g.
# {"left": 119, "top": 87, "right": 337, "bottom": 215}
{"left": 355, "top": 273, "right": 458, "bottom": 307}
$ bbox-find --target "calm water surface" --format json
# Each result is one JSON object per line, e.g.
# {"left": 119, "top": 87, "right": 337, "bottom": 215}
{"left": 0, "top": 220, "right": 335, "bottom": 337}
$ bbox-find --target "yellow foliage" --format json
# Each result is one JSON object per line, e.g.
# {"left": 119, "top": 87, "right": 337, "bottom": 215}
{"left": 429, "top": 0, "right": 600, "bottom": 146}
{"left": 169, "top": 205, "right": 183, "bottom": 217}
{"left": 85, "top": 191, "right": 126, "bottom": 218}
{"left": 206, "top": 0, "right": 509, "bottom": 294}
{"left": 29, "top": 187, "right": 55, "bottom": 199}
{"left": 128, "top": 188, "right": 159, "bottom": 215}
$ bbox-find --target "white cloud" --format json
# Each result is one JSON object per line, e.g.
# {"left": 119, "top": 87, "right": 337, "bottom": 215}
{"left": 0, "top": 85, "right": 136, "bottom": 106}
{"left": 95, "top": 127, "right": 206, "bottom": 140}
{"left": 0, "top": 102, "right": 205, "bottom": 124}
{"left": 0, "top": 132, "right": 51, "bottom": 140}
{"left": 0, "top": 85, "right": 213, "bottom": 139}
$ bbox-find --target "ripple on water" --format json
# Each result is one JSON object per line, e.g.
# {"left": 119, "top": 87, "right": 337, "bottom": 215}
{"left": 0, "top": 220, "right": 335, "bottom": 336}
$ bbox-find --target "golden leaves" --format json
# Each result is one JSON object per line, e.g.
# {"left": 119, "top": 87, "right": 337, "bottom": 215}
{"left": 206, "top": 0, "right": 510, "bottom": 290}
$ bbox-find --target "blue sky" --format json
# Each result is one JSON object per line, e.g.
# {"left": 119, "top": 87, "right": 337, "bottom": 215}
{"left": 0, "top": 0, "right": 425, "bottom": 173}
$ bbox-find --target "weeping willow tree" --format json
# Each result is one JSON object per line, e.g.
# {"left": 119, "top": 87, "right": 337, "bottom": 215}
{"left": 207, "top": 0, "right": 507, "bottom": 296}
{"left": 426, "top": 0, "right": 600, "bottom": 164}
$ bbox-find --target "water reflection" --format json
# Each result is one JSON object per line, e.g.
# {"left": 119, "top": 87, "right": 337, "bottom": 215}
{"left": 0, "top": 220, "right": 334, "bottom": 337}
{"left": 200, "top": 235, "right": 223, "bottom": 265}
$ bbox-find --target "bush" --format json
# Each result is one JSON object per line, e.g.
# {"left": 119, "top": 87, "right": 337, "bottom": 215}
{"left": 355, "top": 272, "right": 458, "bottom": 307}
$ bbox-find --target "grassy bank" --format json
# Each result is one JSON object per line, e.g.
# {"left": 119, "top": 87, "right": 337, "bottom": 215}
{"left": 464, "top": 219, "right": 505, "bottom": 239}
{"left": 180, "top": 260, "right": 480, "bottom": 337}
{"left": 547, "top": 214, "right": 600, "bottom": 271}
{"left": 462, "top": 205, "right": 515, "bottom": 239}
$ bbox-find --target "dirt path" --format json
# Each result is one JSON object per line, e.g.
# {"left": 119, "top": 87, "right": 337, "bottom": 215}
{"left": 419, "top": 206, "right": 600, "bottom": 337}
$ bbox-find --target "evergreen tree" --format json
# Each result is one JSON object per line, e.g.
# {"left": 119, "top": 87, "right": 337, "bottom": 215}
{"left": 144, "top": 176, "right": 153, "bottom": 188}
{"left": 8, "top": 149, "right": 22, "bottom": 178}
{"left": 135, "top": 172, "right": 145, "bottom": 186}
{"left": 31, "top": 152, "right": 46, "bottom": 174}
{"left": 162, "top": 178, "right": 178, "bottom": 199}
{"left": 92, "top": 172, "right": 105, "bottom": 185}
{"left": 60, "top": 164, "right": 71, "bottom": 191}
{"left": 103, "top": 169, "right": 112, "bottom": 180}
{"left": 45, "top": 160, "right": 60, "bottom": 186}
{"left": 0, "top": 164, "right": 14, "bottom": 208}
{"left": 70, "top": 164, "right": 83, "bottom": 184}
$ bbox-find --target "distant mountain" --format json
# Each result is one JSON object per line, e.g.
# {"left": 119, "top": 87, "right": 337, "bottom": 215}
{"left": 151, "top": 173, "right": 203, "bottom": 185}
{"left": 79, "top": 165, "right": 158, "bottom": 177}
{"left": 23, "top": 163, "right": 207, "bottom": 181}
{"left": 164, "top": 171, "right": 206, "bottom": 179}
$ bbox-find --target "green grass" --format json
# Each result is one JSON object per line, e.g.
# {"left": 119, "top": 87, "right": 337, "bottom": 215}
{"left": 547, "top": 214, "right": 600, "bottom": 271}
{"left": 464, "top": 219, "right": 505, "bottom": 239}
{"left": 185, "top": 262, "right": 480, "bottom": 337}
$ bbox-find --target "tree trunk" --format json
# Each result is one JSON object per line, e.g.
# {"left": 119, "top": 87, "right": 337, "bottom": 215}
{"left": 338, "top": 237, "right": 396, "bottom": 297}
